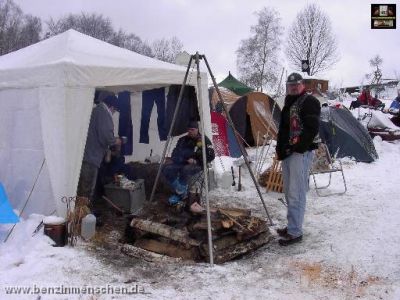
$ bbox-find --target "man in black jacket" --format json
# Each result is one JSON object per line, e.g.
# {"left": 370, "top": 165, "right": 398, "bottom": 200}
{"left": 276, "top": 73, "right": 321, "bottom": 246}
{"left": 163, "top": 121, "right": 215, "bottom": 205}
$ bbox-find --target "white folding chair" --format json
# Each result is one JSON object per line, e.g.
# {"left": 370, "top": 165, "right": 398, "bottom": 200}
{"left": 310, "top": 143, "right": 347, "bottom": 197}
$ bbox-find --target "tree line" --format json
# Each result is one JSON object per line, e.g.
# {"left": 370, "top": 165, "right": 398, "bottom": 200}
{"left": 237, "top": 4, "right": 339, "bottom": 93}
{"left": 0, "top": 0, "right": 182, "bottom": 63}
{"left": 1, "top": 0, "right": 342, "bottom": 93}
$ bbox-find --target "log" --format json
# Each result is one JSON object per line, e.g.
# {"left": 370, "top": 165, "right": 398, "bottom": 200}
{"left": 201, "top": 234, "right": 239, "bottom": 256}
{"left": 130, "top": 218, "right": 200, "bottom": 247}
{"left": 218, "top": 207, "right": 251, "bottom": 218}
{"left": 235, "top": 217, "right": 269, "bottom": 241}
{"left": 121, "top": 243, "right": 183, "bottom": 263}
{"left": 211, "top": 231, "right": 273, "bottom": 264}
{"left": 191, "top": 219, "right": 222, "bottom": 231}
{"left": 134, "top": 239, "right": 198, "bottom": 261}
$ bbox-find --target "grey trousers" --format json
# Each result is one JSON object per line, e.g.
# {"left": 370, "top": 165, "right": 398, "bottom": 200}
{"left": 281, "top": 151, "right": 314, "bottom": 237}
{"left": 77, "top": 161, "right": 98, "bottom": 200}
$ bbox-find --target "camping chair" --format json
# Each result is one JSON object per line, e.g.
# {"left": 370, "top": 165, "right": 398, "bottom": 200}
{"left": 309, "top": 143, "right": 347, "bottom": 197}
{"left": 187, "top": 164, "right": 213, "bottom": 205}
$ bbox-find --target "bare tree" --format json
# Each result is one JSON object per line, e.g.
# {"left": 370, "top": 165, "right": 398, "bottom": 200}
{"left": 46, "top": 13, "right": 114, "bottom": 42}
{"left": 110, "top": 29, "right": 153, "bottom": 57}
{"left": 286, "top": 3, "right": 339, "bottom": 76}
{"left": 151, "top": 36, "right": 183, "bottom": 63}
{"left": 18, "top": 15, "right": 42, "bottom": 48}
{"left": 236, "top": 7, "right": 283, "bottom": 92}
{"left": 46, "top": 13, "right": 155, "bottom": 57}
{"left": 0, "top": 0, "right": 41, "bottom": 55}
{"left": 366, "top": 55, "right": 383, "bottom": 85}
{"left": 369, "top": 55, "right": 383, "bottom": 69}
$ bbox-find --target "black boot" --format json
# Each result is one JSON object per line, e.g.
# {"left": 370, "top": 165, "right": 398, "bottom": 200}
{"left": 278, "top": 234, "right": 303, "bottom": 246}
{"left": 276, "top": 227, "right": 287, "bottom": 237}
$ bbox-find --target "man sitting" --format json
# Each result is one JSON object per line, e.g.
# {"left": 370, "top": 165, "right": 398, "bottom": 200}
{"left": 350, "top": 88, "right": 384, "bottom": 110}
{"left": 388, "top": 89, "right": 400, "bottom": 126}
{"left": 163, "top": 121, "right": 215, "bottom": 205}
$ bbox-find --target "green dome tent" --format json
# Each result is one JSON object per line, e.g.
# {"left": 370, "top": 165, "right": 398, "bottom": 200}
{"left": 218, "top": 72, "right": 253, "bottom": 96}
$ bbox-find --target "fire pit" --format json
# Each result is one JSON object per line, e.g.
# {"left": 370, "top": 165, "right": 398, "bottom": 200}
{"left": 121, "top": 201, "right": 272, "bottom": 264}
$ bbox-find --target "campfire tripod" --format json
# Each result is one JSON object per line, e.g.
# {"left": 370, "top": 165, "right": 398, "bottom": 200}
{"left": 149, "top": 53, "right": 274, "bottom": 266}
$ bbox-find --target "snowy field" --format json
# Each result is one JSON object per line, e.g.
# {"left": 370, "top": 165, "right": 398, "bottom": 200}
{"left": 1, "top": 133, "right": 400, "bottom": 299}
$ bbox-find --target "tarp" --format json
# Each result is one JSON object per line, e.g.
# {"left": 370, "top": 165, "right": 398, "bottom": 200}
{"left": 218, "top": 72, "right": 253, "bottom": 96}
{"left": 0, "top": 183, "right": 19, "bottom": 224}
{"left": 0, "top": 30, "right": 210, "bottom": 218}
{"left": 319, "top": 106, "right": 378, "bottom": 162}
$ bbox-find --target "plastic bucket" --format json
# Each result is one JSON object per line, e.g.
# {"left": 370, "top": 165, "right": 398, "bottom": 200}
{"left": 43, "top": 216, "right": 67, "bottom": 247}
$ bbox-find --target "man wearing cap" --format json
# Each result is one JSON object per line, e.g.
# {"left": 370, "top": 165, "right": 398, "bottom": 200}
{"left": 163, "top": 121, "right": 215, "bottom": 205}
{"left": 77, "top": 92, "right": 122, "bottom": 201}
{"left": 276, "top": 73, "right": 321, "bottom": 246}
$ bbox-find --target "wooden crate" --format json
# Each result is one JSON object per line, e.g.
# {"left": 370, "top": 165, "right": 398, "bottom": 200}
{"left": 264, "top": 157, "right": 284, "bottom": 193}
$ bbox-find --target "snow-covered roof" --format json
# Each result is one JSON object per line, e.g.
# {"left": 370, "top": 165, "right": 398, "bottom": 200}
{"left": 0, "top": 29, "right": 190, "bottom": 89}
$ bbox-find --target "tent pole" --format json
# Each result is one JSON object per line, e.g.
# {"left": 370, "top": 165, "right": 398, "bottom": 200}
{"left": 202, "top": 56, "right": 274, "bottom": 225}
{"left": 149, "top": 56, "right": 194, "bottom": 203}
{"left": 194, "top": 53, "right": 214, "bottom": 266}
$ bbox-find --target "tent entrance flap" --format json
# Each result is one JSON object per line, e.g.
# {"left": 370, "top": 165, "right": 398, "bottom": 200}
{"left": 244, "top": 114, "right": 255, "bottom": 146}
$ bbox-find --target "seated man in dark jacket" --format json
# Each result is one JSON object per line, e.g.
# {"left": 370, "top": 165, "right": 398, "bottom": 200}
{"left": 163, "top": 121, "right": 215, "bottom": 205}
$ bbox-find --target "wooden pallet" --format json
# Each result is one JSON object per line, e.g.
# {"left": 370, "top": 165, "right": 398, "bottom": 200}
{"left": 264, "top": 157, "right": 284, "bottom": 193}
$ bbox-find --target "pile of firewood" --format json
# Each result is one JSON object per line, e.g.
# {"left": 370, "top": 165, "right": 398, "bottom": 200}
{"left": 122, "top": 205, "right": 272, "bottom": 264}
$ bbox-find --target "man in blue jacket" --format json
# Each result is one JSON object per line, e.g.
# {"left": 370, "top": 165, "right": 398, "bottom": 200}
{"left": 388, "top": 89, "right": 400, "bottom": 126}
{"left": 389, "top": 89, "right": 400, "bottom": 112}
{"left": 163, "top": 121, "right": 215, "bottom": 205}
{"left": 276, "top": 73, "right": 321, "bottom": 246}
{"left": 77, "top": 92, "right": 121, "bottom": 201}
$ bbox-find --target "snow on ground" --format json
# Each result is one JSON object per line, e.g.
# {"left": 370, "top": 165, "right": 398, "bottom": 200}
{"left": 1, "top": 138, "right": 400, "bottom": 300}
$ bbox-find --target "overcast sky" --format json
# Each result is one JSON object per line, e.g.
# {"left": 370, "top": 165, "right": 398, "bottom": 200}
{"left": 13, "top": 0, "right": 400, "bottom": 89}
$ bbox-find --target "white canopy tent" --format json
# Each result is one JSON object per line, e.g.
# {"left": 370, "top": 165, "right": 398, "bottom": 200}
{"left": 0, "top": 30, "right": 210, "bottom": 218}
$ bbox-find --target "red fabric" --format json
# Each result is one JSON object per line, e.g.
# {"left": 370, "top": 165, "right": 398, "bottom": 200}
{"left": 211, "top": 112, "right": 230, "bottom": 156}
{"left": 358, "top": 90, "right": 381, "bottom": 107}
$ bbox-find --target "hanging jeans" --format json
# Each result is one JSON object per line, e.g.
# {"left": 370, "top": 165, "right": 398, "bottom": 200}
{"left": 140, "top": 88, "right": 167, "bottom": 143}
{"left": 281, "top": 151, "right": 314, "bottom": 238}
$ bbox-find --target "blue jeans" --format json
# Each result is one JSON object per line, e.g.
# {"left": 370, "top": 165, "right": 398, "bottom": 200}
{"left": 281, "top": 151, "right": 314, "bottom": 237}
{"left": 162, "top": 163, "right": 202, "bottom": 187}
{"left": 140, "top": 88, "right": 167, "bottom": 143}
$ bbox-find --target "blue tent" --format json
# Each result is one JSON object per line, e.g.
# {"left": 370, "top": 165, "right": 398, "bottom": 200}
{"left": 0, "top": 183, "right": 19, "bottom": 224}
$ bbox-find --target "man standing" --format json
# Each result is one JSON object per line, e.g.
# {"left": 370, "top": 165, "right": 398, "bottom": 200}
{"left": 276, "top": 73, "right": 321, "bottom": 246}
{"left": 163, "top": 121, "right": 215, "bottom": 205}
{"left": 77, "top": 92, "right": 121, "bottom": 201}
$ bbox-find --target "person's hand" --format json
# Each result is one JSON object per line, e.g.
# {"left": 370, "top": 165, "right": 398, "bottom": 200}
{"left": 115, "top": 137, "right": 122, "bottom": 146}
{"left": 187, "top": 158, "right": 197, "bottom": 164}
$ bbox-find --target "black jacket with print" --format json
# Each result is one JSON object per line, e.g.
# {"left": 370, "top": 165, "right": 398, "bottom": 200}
{"left": 276, "top": 92, "right": 321, "bottom": 161}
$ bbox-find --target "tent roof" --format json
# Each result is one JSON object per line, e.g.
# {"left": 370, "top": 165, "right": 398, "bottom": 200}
{"left": 0, "top": 29, "right": 192, "bottom": 89}
{"left": 218, "top": 72, "right": 253, "bottom": 96}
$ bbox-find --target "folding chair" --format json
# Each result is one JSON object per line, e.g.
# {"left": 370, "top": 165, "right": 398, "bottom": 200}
{"left": 187, "top": 164, "right": 214, "bottom": 205}
{"left": 310, "top": 143, "right": 347, "bottom": 197}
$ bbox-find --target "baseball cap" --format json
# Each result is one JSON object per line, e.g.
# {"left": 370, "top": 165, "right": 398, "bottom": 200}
{"left": 286, "top": 73, "right": 303, "bottom": 85}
